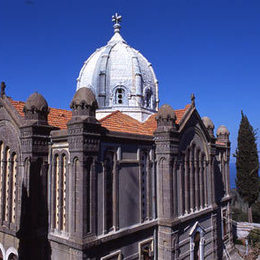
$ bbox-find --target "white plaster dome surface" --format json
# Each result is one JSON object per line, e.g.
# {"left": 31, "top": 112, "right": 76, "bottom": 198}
{"left": 76, "top": 14, "right": 159, "bottom": 122}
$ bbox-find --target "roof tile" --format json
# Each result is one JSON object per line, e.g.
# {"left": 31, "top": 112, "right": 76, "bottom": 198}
{"left": 8, "top": 98, "right": 190, "bottom": 136}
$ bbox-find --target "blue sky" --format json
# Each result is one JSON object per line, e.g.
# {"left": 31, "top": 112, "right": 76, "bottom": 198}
{"left": 1, "top": 0, "right": 260, "bottom": 162}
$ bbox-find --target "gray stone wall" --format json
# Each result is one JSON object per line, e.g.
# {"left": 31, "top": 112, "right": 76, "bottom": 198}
{"left": 0, "top": 95, "right": 233, "bottom": 259}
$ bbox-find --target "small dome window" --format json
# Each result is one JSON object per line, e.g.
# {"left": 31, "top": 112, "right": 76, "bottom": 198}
{"left": 144, "top": 88, "right": 153, "bottom": 108}
{"left": 114, "top": 87, "right": 126, "bottom": 105}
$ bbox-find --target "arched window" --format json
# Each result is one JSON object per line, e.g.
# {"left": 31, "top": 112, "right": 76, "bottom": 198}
{"left": 0, "top": 143, "right": 18, "bottom": 225}
{"left": 73, "top": 158, "right": 79, "bottom": 233}
{"left": 221, "top": 208, "right": 228, "bottom": 239}
{"left": 7, "top": 253, "right": 18, "bottom": 260}
{"left": 115, "top": 87, "right": 126, "bottom": 105}
{"left": 53, "top": 153, "right": 67, "bottom": 232}
{"left": 194, "top": 232, "right": 200, "bottom": 260}
{"left": 11, "top": 153, "right": 17, "bottom": 223}
{"left": 60, "top": 154, "right": 67, "bottom": 231}
{"left": 139, "top": 238, "right": 154, "bottom": 260}
{"left": 144, "top": 88, "right": 153, "bottom": 108}
{"left": 4, "top": 148, "right": 11, "bottom": 222}
{"left": 54, "top": 154, "right": 59, "bottom": 229}
{"left": 189, "top": 222, "right": 205, "bottom": 260}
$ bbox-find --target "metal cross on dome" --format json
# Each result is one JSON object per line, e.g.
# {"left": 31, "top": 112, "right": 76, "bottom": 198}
{"left": 112, "top": 13, "right": 122, "bottom": 33}
{"left": 112, "top": 13, "right": 122, "bottom": 25}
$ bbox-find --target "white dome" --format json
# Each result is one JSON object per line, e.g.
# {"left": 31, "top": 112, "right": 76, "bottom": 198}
{"left": 76, "top": 14, "right": 159, "bottom": 122}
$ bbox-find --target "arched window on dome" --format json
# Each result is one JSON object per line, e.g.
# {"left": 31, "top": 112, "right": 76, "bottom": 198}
{"left": 114, "top": 87, "right": 127, "bottom": 105}
{"left": 144, "top": 88, "right": 153, "bottom": 109}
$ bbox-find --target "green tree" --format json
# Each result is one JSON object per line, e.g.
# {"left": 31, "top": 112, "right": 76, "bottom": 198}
{"left": 235, "top": 112, "right": 259, "bottom": 223}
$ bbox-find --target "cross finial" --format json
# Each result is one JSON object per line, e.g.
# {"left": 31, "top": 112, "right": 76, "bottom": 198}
{"left": 112, "top": 13, "right": 122, "bottom": 33}
{"left": 191, "top": 93, "right": 195, "bottom": 107}
{"left": 1, "top": 82, "right": 6, "bottom": 98}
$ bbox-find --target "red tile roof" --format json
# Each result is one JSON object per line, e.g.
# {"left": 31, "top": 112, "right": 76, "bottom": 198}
{"left": 9, "top": 99, "right": 72, "bottom": 129}
{"left": 8, "top": 98, "right": 190, "bottom": 136}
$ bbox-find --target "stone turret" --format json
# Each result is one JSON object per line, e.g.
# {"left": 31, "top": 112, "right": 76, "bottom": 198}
{"left": 155, "top": 103, "right": 179, "bottom": 260}
{"left": 70, "top": 87, "right": 98, "bottom": 119}
{"left": 67, "top": 86, "right": 101, "bottom": 250}
{"left": 202, "top": 116, "right": 215, "bottom": 137}
{"left": 23, "top": 92, "right": 49, "bottom": 124}
{"left": 156, "top": 104, "right": 177, "bottom": 131}
{"left": 216, "top": 125, "right": 230, "bottom": 143}
{"left": 20, "top": 92, "right": 54, "bottom": 258}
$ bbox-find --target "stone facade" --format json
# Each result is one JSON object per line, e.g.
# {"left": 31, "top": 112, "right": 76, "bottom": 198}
{"left": 0, "top": 88, "right": 233, "bottom": 259}
{"left": 0, "top": 14, "right": 233, "bottom": 260}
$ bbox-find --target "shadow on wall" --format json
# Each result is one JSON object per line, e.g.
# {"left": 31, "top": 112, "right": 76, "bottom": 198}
{"left": 17, "top": 158, "right": 51, "bottom": 260}
{"left": 214, "top": 159, "right": 225, "bottom": 204}
{"left": 214, "top": 159, "right": 225, "bottom": 260}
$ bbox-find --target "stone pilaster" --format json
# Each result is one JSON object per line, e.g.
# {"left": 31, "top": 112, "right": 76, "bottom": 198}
{"left": 155, "top": 104, "right": 180, "bottom": 259}
{"left": 67, "top": 88, "right": 100, "bottom": 257}
{"left": 19, "top": 92, "right": 54, "bottom": 259}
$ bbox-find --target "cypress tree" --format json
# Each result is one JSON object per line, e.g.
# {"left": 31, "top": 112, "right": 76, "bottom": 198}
{"left": 235, "top": 111, "right": 259, "bottom": 223}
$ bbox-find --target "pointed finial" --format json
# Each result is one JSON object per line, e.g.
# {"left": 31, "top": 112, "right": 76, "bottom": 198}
{"left": 1, "top": 82, "right": 6, "bottom": 98}
{"left": 112, "top": 13, "right": 122, "bottom": 33}
{"left": 191, "top": 93, "right": 195, "bottom": 107}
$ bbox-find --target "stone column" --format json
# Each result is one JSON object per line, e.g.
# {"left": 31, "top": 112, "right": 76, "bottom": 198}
{"left": 67, "top": 88, "right": 100, "bottom": 254}
{"left": 198, "top": 154, "right": 204, "bottom": 209}
{"left": 203, "top": 159, "right": 208, "bottom": 207}
{"left": 200, "top": 237, "right": 205, "bottom": 260}
{"left": 155, "top": 104, "right": 179, "bottom": 260}
{"left": 113, "top": 158, "right": 119, "bottom": 230}
{"left": 179, "top": 155, "right": 184, "bottom": 216}
{"left": 184, "top": 150, "right": 190, "bottom": 215}
{"left": 208, "top": 148, "right": 216, "bottom": 207}
{"left": 190, "top": 148, "right": 194, "bottom": 212}
{"left": 172, "top": 158, "right": 178, "bottom": 217}
{"left": 20, "top": 92, "right": 54, "bottom": 259}
{"left": 194, "top": 149, "right": 199, "bottom": 211}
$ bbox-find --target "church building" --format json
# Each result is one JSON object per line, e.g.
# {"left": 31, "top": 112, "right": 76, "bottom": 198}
{"left": 0, "top": 13, "right": 233, "bottom": 259}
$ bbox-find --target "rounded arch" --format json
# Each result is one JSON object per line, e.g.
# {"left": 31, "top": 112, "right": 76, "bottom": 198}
{"left": 0, "top": 120, "right": 21, "bottom": 157}
{"left": 72, "top": 156, "right": 79, "bottom": 164}
{"left": 72, "top": 156, "right": 80, "bottom": 173}
{"left": 111, "top": 85, "right": 129, "bottom": 106}
{"left": 143, "top": 86, "right": 154, "bottom": 109}
{"left": 158, "top": 157, "right": 166, "bottom": 167}
{"left": 59, "top": 149, "right": 69, "bottom": 157}
{"left": 179, "top": 126, "right": 209, "bottom": 161}
{"left": 6, "top": 247, "right": 18, "bottom": 260}
{"left": 59, "top": 150, "right": 70, "bottom": 167}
